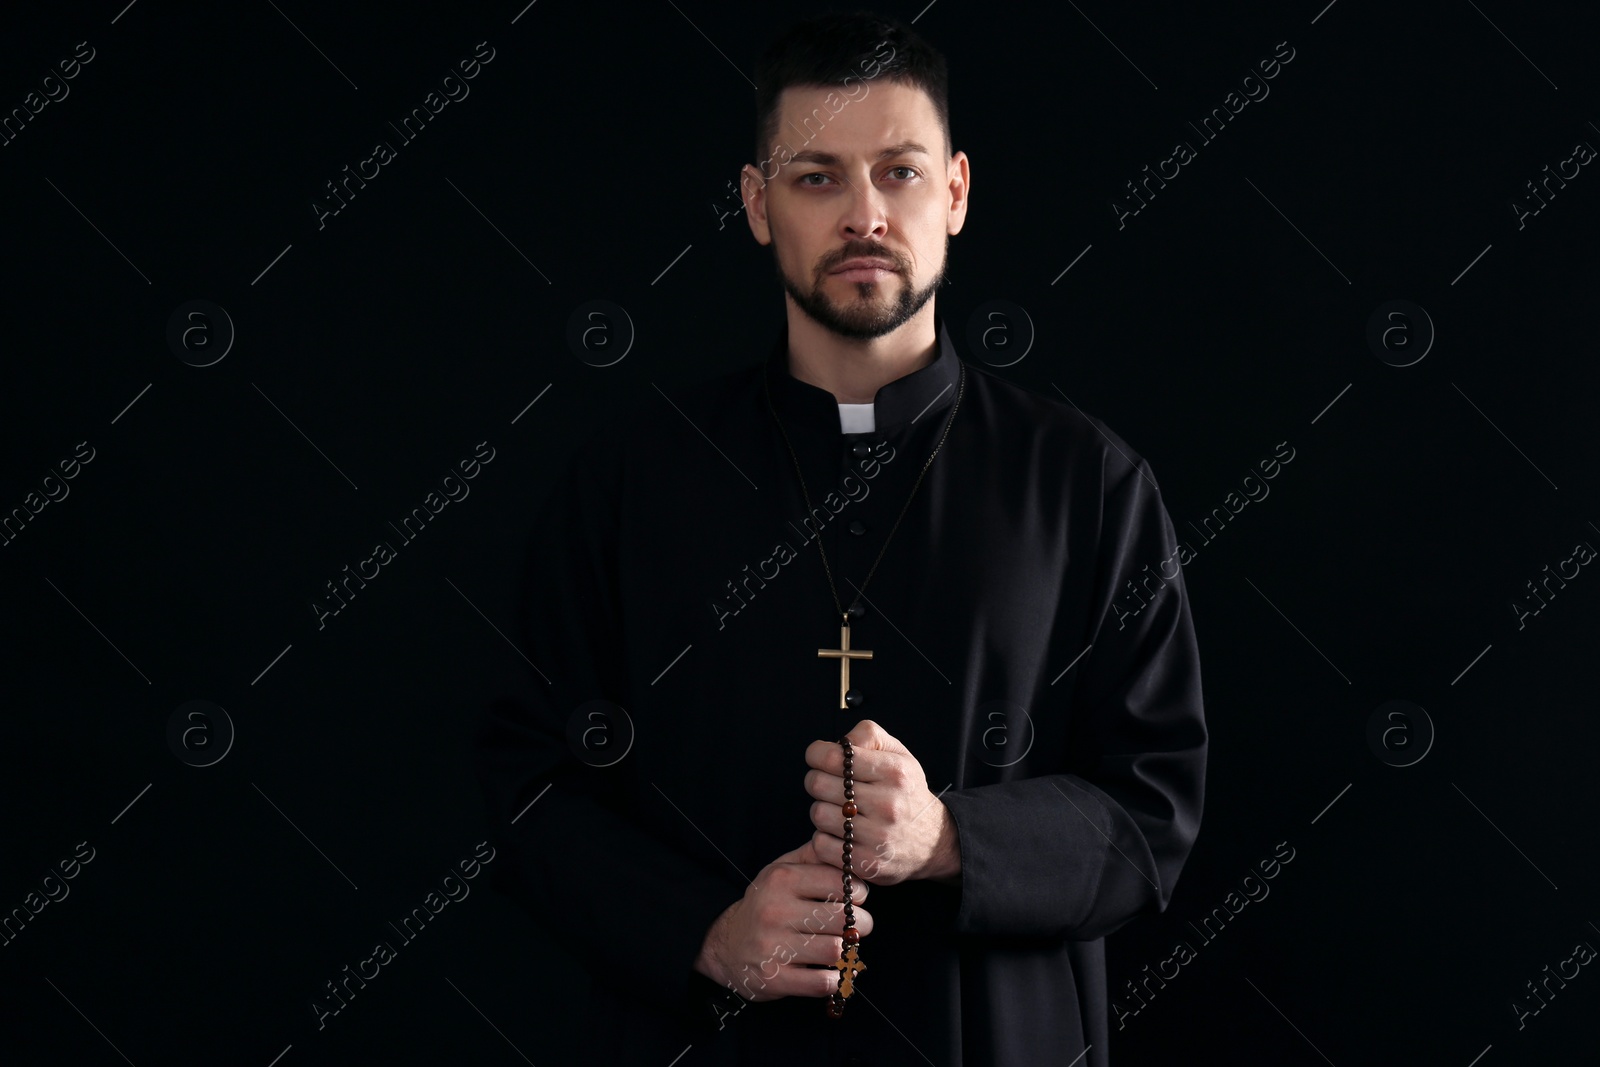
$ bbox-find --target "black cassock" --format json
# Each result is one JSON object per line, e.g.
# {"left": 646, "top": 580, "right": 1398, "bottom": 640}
{"left": 472, "top": 314, "right": 1208, "bottom": 1067}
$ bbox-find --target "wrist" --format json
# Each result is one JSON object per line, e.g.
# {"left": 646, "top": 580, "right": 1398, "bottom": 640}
{"left": 925, "top": 802, "right": 962, "bottom": 884}
{"left": 694, "top": 900, "right": 735, "bottom": 985}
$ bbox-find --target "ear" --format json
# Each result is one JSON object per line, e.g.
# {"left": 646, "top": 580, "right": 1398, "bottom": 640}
{"left": 742, "top": 163, "right": 773, "bottom": 245}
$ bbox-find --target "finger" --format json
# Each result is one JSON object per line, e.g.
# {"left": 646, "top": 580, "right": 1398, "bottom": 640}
{"left": 786, "top": 857, "right": 868, "bottom": 903}
{"left": 845, "top": 719, "right": 909, "bottom": 756}
{"left": 732, "top": 961, "right": 836, "bottom": 1002}
{"left": 796, "top": 901, "right": 870, "bottom": 937}
{"left": 778, "top": 926, "right": 850, "bottom": 967}
{"left": 765, "top": 962, "right": 844, "bottom": 1000}
{"left": 802, "top": 830, "right": 843, "bottom": 873}
{"left": 812, "top": 793, "right": 889, "bottom": 831}
{"left": 805, "top": 738, "right": 904, "bottom": 785}
{"left": 786, "top": 894, "right": 870, "bottom": 948}
{"left": 802, "top": 766, "right": 841, "bottom": 803}
{"left": 804, "top": 768, "right": 887, "bottom": 808}
{"left": 803, "top": 738, "right": 836, "bottom": 773}
{"left": 808, "top": 829, "right": 841, "bottom": 867}
{"left": 777, "top": 903, "right": 874, "bottom": 965}
{"left": 813, "top": 831, "right": 898, "bottom": 882}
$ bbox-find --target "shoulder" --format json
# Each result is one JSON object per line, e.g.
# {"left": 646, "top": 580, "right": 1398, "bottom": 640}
{"left": 961, "top": 360, "right": 1153, "bottom": 494}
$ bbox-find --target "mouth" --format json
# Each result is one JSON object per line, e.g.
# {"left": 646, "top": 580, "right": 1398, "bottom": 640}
{"left": 829, "top": 259, "right": 898, "bottom": 282}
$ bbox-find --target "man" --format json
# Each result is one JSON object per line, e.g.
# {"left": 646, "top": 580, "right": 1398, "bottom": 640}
{"left": 472, "top": 11, "right": 1206, "bottom": 1066}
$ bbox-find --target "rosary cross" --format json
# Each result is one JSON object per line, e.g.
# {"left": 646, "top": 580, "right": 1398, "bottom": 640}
{"left": 832, "top": 945, "right": 866, "bottom": 998}
{"left": 817, "top": 613, "right": 873, "bottom": 710}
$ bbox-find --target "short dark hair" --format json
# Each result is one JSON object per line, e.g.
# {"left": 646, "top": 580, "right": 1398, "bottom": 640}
{"left": 752, "top": 10, "right": 950, "bottom": 174}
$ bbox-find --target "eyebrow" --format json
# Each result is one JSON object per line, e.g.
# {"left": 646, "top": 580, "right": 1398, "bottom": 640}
{"left": 787, "top": 141, "right": 931, "bottom": 167}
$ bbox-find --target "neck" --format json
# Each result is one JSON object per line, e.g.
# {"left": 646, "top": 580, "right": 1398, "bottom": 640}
{"left": 784, "top": 304, "right": 939, "bottom": 405}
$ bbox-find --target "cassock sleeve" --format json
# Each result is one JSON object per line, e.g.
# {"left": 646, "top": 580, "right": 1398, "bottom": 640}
{"left": 940, "top": 442, "right": 1207, "bottom": 942}
{"left": 470, "top": 431, "right": 748, "bottom": 1034}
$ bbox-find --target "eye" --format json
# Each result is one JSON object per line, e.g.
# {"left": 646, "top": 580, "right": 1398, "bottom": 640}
{"left": 796, "top": 166, "right": 920, "bottom": 188}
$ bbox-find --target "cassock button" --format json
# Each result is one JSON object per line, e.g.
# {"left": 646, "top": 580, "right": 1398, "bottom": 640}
{"left": 845, "top": 688, "right": 865, "bottom": 708}
{"left": 848, "top": 520, "right": 867, "bottom": 536}
{"left": 851, "top": 442, "right": 873, "bottom": 458}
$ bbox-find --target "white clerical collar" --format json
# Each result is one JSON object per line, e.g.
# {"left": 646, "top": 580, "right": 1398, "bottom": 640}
{"left": 766, "top": 317, "right": 961, "bottom": 435}
{"left": 838, "top": 402, "right": 875, "bottom": 434}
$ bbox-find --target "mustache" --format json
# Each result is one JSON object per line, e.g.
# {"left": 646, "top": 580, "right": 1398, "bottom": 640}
{"left": 824, "top": 246, "right": 905, "bottom": 272}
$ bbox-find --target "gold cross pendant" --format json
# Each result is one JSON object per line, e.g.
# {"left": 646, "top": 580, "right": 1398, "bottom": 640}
{"left": 832, "top": 945, "right": 866, "bottom": 998}
{"left": 817, "top": 613, "right": 873, "bottom": 710}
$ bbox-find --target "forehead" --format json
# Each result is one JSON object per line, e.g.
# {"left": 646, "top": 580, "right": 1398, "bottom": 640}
{"left": 771, "top": 80, "right": 942, "bottom": 160}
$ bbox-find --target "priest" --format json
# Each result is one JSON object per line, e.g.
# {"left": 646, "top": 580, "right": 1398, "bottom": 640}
{"left": 471, "top": 12, "right": 1206, "bottom": 1066}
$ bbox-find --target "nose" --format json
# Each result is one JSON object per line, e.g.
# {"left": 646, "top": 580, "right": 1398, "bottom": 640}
{"left": 838, "top": 179, "right": 890, "bottom": 242}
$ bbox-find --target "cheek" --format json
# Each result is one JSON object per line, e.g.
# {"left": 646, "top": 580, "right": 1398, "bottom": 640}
{"left": 769, "top": 205, "right": 826, "bottom": 261}
{"left": 908, "top": 198, "right": 947, "bottom": 227}
{"left": 897, "top": 216, "right": 946, "bottom": 274}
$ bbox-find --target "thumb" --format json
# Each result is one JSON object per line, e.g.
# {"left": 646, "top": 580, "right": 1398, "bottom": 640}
{"left": 772, "top": 837, "right": 820, "bottom": 866}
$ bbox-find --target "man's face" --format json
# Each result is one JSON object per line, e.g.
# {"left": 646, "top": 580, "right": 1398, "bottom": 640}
{"left": 744, "top": 80, "right": 969, "bottom": 341}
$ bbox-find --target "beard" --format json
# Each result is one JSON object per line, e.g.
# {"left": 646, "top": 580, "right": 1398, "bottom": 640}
{"left": 773, "top": 233, "right": 949, "bottom": 341}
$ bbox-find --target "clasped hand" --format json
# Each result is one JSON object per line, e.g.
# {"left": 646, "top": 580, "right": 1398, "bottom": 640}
{"left": 694, "top": 720, "right": 960, "bottom": 1003}
{"left": 803, "top": 719, "right": 961, "bottom": 886}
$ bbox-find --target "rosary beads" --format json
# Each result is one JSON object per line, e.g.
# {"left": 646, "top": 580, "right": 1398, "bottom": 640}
{"left": 827, "top": 736, "right": 866, "bottom": 1017}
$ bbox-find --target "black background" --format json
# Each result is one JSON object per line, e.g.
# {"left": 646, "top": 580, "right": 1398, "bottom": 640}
{"left": 2, "top": 1, "right": 1596, "bottom": 1064}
